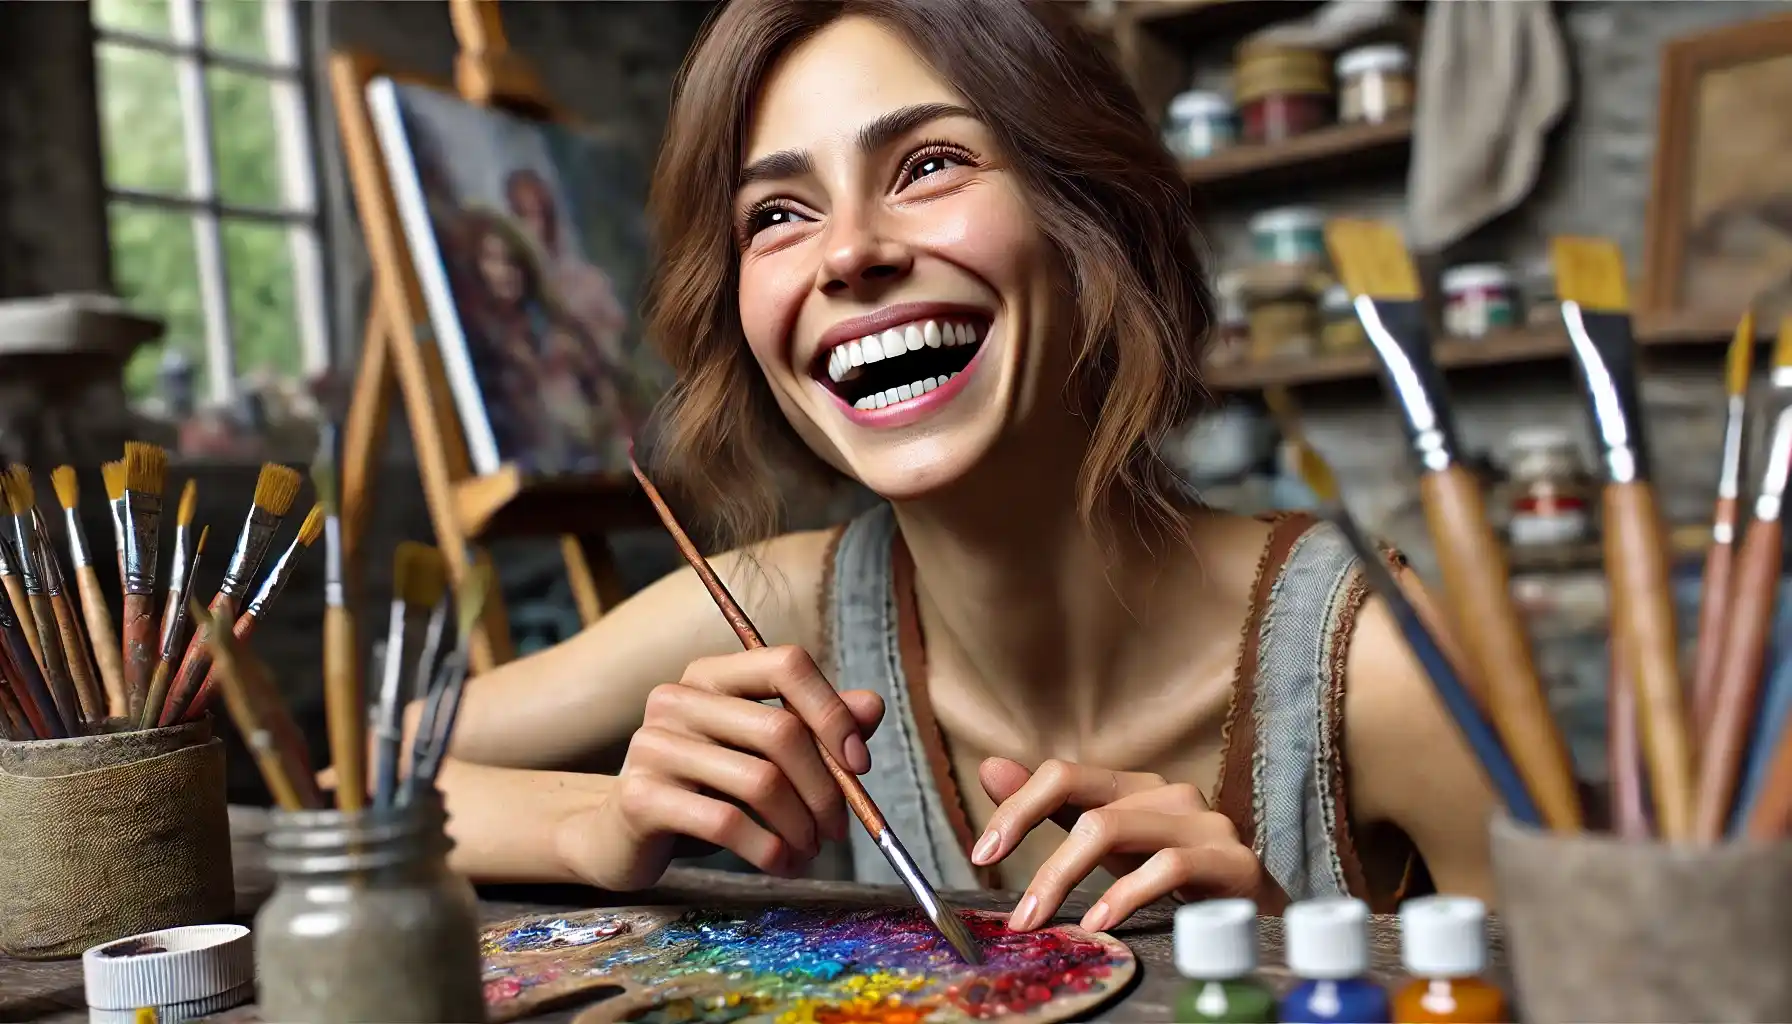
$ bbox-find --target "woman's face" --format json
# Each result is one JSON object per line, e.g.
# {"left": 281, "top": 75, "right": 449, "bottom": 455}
{"left": 734, "top": 16, "right": 1066, "bottom": 502}
{"left": 477, "top": 233, "right": 525, "bottom": 307}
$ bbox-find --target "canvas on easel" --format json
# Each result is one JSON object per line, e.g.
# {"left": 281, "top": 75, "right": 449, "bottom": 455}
{"left": 366, "top": 78, "right": 669, "bottom": 479}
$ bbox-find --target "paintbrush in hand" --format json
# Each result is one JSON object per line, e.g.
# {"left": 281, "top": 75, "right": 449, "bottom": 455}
{"left": 118, "top": 442, "right": 169, "bottom": 724}
{"left": 1327, "top": 219, "right": 1582, "bottom": 833}
{"left": 373, "top": 542, "right": 447, "bottom": 808}
{"left": 1693, "top": 314, "right": 1792, "bottom": 841}
{"left": 1554, "top": 236, "right": 1697, "bottom": 841}
{"left": 628, "top": 450, "right": 984, "bottom": 965}
{"left": 182, "top": 503, "right": 324, "bottom": 723}
{"left": 314, "top": 428, "right": 366, "bottom": 812}
{"left": 1292, "top": 441, "right": 1543, "bottom": 826}
{"left": 140, "top": 526, "right": 209, "bottom": 731}
{"left": 155, "top": 463, "right": 302, "bottom": 726}
{"left": 1692, "top": 313, "right": 1757, "bottom": 733}
{"left": 51, "top": 466, "right": 129, "bottom": 719}
{"left": 0, "top": 581, "right": 58, "bottom": 739}
{"left": 194, "top": 600, "right": 324, "bottom": 811}
{"left": 5, "top": 466, "right": 84, "bottom": 733}
{"left": 401, "top": 562, "right": 493, "bottom": 805}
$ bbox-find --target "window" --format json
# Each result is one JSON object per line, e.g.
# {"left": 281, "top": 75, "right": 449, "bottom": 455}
{"left": 92, "top": 0, "right": 331, "bottom": 407}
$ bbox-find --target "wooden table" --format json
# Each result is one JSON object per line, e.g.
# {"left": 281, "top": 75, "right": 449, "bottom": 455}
{"left": 1, "top": 808, "right": 1504, "bottom": 1022}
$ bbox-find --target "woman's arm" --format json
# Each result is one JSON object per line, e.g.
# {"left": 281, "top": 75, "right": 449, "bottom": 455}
{"left": 439, "top": 758, "right": 611, "bottom": 883}
{"left": 426, "top": 528, "right": 838, "bottom": 771}
{"left": 1343, "top": 568, "right": 1500, "bottom": 904}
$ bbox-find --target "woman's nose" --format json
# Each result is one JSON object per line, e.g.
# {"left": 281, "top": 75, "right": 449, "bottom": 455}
{"left": 817, "top": 209, "right": 914, "bottom": 298}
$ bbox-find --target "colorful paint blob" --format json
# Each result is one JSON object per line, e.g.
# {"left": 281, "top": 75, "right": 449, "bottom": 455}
{"left": 480, "top": 905, "right": 1134, "bottom": 1024}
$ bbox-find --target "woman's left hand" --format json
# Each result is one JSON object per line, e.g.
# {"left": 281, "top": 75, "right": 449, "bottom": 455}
{"left": 972, "top": 758, "right": 1268, "bottom": 933}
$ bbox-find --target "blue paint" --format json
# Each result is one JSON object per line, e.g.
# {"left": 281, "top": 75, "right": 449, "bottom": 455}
{"left": 1279, "top": 979, "right": 1390, "bottom": 1023}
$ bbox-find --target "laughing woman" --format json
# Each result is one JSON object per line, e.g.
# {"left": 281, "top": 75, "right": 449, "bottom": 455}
{"left": 423, "top": 0, "right": 1498, "bottom": 931}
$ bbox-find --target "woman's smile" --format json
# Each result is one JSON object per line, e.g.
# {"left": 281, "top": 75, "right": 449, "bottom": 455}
{"left": 809, "top": 301, "right": 994, "bottom": 428}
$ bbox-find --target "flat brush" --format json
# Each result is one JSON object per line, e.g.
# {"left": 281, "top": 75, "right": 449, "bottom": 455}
{"left": 101, "top": 459, "right": 127, "bottom": 598}
{"left": 118, "top": 442, "right": 168, "bottom": 724}
{"left": 1692, "top": 315, "right": 1792, "bottom": 841}
{"left": 157, "top": 462, "right": 303, "bottom": 726}
{"left": 182, "top": 503, "right": 324, "bottom": 723}
{"left": 402, "top": 563, "right": 494, "bottom": 804}
{"left": 193, "top": 601, "right": 324, "bottom": 811}
{"left": 628, "top": 451, "right": 984, "bottom": 966}
{"left": 0, "top": 481, "right": 45, "bottom": 683}
{"left": 5, "top": 466, "right": 83, "bottom": 734}
{"left": 35, "top": 504, "right": 104, "bottom": 724}
{"left": 139, "top": 526, "right": 209, "bottom": 731}
{"left": 315, "top": 425, "right": 366, "bottom": 813}
{"left": 1327, "top": 219, "right": 1582, "bottom": 833}
{"left": 373, "top": 542, "right": 447, "bottom": 808}
{"left": 1293, "top": 443, "right": 1543, "bottom": 826}
{"left": 1692, "top": 312, "right": 1757, "bottom": 732}
{"left": 0, "top": 555, "right": 63, "bottom": 739}
{"left": 52, "top": 466, "right": 128, "bottom": 718}
{"left": 1554, "top": 236, "right": 1697, "bottom": 841}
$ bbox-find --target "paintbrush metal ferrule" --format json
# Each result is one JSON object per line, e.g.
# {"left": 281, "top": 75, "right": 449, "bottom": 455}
{"left": 1754, "top": 403, "right": 1792, "bottom": 523}
{"left": 60, "top": 508, "right": 92, "bottom": 569}
{"left": 1562, "top": 300, "right": 1649, "bottom": 484}
{"left": 34, "top": 534, "right": 64, "bottom": 598}
{"left": 1355, "top": 297, "right": 1460, "bottom": 473}
{"left": 219, "top": 505, "right": 280, "bottom": 599}
{"left": 244, "top": 541, "right": 300, "bottom": 619}
{"left": 0, "top": 533, "right": 15, "bottom": 578}
{"left": 120, "top": 491, "right": 162, "bottom": 595}
{"left": 322, "top": 515, "right": 345, "bottom": 607}
{"left": 873, "top": 830, "right": 983, "bottom": 964}
{"left": 11, "top": 518, "right": 41, "bottom": 594}
{"left": 159, "top": 548, "right": 206, "bottom": 662}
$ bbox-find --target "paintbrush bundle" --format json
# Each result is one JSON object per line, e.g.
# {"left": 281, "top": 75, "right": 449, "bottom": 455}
{"left": 0, "top": 446, "right": 321, "bottom": 742}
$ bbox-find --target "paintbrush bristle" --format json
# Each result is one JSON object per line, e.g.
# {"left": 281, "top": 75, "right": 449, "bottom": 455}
{"left": 1727, "top": 310, "right": 1757, "bottom": 393}
{"left": 1324, "top": 219, "right": 1421, "bottom": 301}
{"left": 49, "top": 466, "right": 78, "bottom": 511}
{"left": 393, "top": 542, "right": 448, "bottom": 611}
{"left": 176, "top": 479, "right": 197, "bottom": 527}
{"left": 101, "top": 461, "right": 126, "bottom": 503}
{"left": 195, "top": 524, "right": 210, "bottom": 557}
{"left": 295, "top": 504, "right": 325, "bottom": 547}
{"left": 1773, "top": 315, "right": 1792, "bottom": 373}
{"left": 123, "top": 441, "right": 168, "bottom": 496}
{"left": 455, "top": 562, "right": 495, "bottom": 640}
{"left": 310, "top": 452, "right": 337, "bottom": 517}
{"left": 3, "top": 465, "right": 34, "bottom": 515}
{"left": 253, "top": 463, "right": 303, "bottom": 518}
{"left": 1294, "top": 443, "right": 1340, "bottom": 504}
{"left": 1550, "top": 236, "right": 1631, "bottom": 313}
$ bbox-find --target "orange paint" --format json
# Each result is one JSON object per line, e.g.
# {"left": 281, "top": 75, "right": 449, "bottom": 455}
{"left": 1390, "top": 977, "right": 1508, "bottom": 1023}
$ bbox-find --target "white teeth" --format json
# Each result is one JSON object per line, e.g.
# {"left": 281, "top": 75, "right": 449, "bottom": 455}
{"left": 923, "top": 321, "right": 942, "bottom": 348}
{"left": 850, "top": 371, "right": 964, "bottom": 410}
{"left": 860, "top": 335, "right": 884, "bottom": 363}
{"left": 877, "top": 329, "right": 902, "bottom": 360}
{"left": 826, "top": 319, "right": 983, "bottom": 408}
{"left": 848, "top": 340, "right": 865, "bottom": 366}
{"left": 904, "top": 324, "right": 924, "bottom": 352}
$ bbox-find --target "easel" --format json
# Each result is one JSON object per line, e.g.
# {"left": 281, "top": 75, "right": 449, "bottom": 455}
{"left": 331, "top": 0, "right": 645, "bottom": 673}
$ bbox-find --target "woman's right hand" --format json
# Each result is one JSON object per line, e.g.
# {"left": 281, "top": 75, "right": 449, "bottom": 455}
{"left": 560, "top": 645, "right": 884, "bottom": 891}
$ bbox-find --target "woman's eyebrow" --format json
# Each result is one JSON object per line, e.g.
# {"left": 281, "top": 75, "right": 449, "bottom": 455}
{"left": 737, "top": 102, "right": 975, "bottom": 189}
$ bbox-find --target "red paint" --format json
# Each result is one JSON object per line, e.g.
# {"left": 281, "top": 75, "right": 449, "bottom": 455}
{"left": 938, "top": 916, "right": 1119, "bottom": 1020}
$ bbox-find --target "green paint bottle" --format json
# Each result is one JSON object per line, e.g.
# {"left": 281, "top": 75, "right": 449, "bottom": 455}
{"left": 1174, "top": 899, "right": 1279, "bottom": 1023}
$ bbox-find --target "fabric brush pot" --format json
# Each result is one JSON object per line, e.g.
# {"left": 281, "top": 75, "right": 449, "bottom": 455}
{"left": 0, "top": 717, "right": 234, "bottom": 960}
{"left": 1490, "top": 813, "right": 1792, "bottom": 1023}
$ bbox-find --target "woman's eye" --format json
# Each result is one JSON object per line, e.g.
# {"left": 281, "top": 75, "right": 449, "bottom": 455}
{"left": 903, "top": 151, "right": 964, "bottom": 187}
{"left": 747, "top": 205, "right": 809, "bottom": 237}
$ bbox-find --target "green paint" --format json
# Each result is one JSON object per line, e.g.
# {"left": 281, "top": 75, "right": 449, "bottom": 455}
{"left": 1177, "top": 979, "right": 1279, "bottom": 1023}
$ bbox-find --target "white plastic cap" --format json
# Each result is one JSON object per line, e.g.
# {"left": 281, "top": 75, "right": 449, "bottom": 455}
{"left": 1174, "top": 899, "right": 1260, "bottom": 979}
{"left": 83, "top": 924, "right": 253, "bottom": 1012}
{"left": 1440, "top": 262, "right": 1514, "bottom": 293}
{"left": 1250, "top": 206, "right": 1326, "bottom": 236}
{"left": 1336, "top": 44, "right": 1411, "bottom": 79}
{"left": 1170, "top": 90, "right": 1233, "bottom": 120}
{"left": 1400, "top": 896, "right": 1488, "bottom": 978}
{"left": 1285, "top": 897, "right": 1370, "bottom": 980}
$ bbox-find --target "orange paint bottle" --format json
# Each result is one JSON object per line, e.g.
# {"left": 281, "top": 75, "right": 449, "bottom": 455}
{"left": 1392, "top": 897, "right": 1507, "bottom": 1024}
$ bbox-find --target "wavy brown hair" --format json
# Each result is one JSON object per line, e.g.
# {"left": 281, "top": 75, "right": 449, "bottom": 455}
{"left": 645, "top": 0, "right": 1213, "bottom": 549}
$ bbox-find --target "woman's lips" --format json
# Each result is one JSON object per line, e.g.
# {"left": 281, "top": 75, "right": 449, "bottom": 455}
{"left": 826, "top": 336, "right": 990, "bottom": 430}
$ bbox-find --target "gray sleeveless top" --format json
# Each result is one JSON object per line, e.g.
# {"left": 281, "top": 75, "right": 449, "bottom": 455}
{"left": 820, "top": 503, "right": 1403, "bottom": 906}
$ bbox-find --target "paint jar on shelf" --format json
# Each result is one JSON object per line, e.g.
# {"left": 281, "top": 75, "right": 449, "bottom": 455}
{"left": 256, "top": 791, "right": 485, "bottom": 1023}
{"left": 1241, "top": 263, "right": 1324, "bottom": 363}
{"left": 1319, "top": 283, "right": 1367, "bottom": 353}
{"left": 1164, "top": 90, "right": 1237, "bottom": 160}
{"left": 1208, "top": 270, "right": 1252, "bottom": 367}
{"left": 1441, "top": 263, "right": 1520, "bottom": 339}
{"left": 1520, "top": 255, "right": 1560, "bottom": 329}
{"left": 1505, "top": 425, "right": 1593, "bottom": 548}
{"left": 1336, "top": 44, "right": 1415, "bottom": 125}
{"left": 1173, "top": 899, "right": 1277, "bottom": 1022}
{"left": 1250, "top": 207, "right": 1328, "bottom": 266}
{"left": 1234, "top": 41, "right": 1333, "bottom": 144}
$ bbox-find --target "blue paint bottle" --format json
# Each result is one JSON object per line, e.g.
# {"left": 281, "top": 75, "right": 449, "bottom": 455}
{"left": 1280, "top": 897, "right": 1390, "bottom": 1024}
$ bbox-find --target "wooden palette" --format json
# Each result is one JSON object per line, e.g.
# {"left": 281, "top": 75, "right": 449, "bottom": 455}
{"left": 480, "top": 904, "right": 1136, "bottom": 1024}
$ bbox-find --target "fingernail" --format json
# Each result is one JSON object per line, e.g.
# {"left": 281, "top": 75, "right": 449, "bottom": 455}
{"left": 844, "top": 734, "right": 871, "bottom": 774}
{"left": 970, "top": 830, "right": 1000, "bottom": 865}
{"left": 1081, "top": 901, "right": 1111, "bottom": 933}
{"left": 1010, "top": 893, "right": 1039, "bottom": 931}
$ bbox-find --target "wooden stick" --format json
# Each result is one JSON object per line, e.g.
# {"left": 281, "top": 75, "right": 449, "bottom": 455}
{"left": 1607, "top": 635, "right": 1651, "bottom": 837}
{"left": 196, "top": 603, "right": 324, "bottom": 810}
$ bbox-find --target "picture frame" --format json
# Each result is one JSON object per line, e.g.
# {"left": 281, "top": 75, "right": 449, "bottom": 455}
{"left": 1642, "top": 13, "right": 1792, "bottom": 321}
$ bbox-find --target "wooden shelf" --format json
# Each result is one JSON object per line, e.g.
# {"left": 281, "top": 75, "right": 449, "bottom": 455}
{"left": 1127, "top": 0, "right": 1329, "bottom": 40}
{"left": 1207, "top": 310, "right": 1744, "bottom": 392}
{"left": 1182, "top": 118, "right": 1412, "bottom": 194}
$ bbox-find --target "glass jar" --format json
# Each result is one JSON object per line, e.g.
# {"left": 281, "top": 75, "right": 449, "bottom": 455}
{"left": 1506, "top": 426, "right": 1594, "bottom": 548}
{"left": 1234, "top": 42, "right": 1333, "bottom": 144}
{"left": 1164, "top": 90, "right": 1236, "bottom": 160}
{"left": 1250, "top": 207, "right": 1328, "bottom": 266}
{"left": 256, "top": 794, "right": 486, "bottom": 1023}
{"left": 1319, "top": 283, "right": 1366, "bottom": 353}
{"left": 1209, "top": 270, "right": 1251, "bottom": 367}
{"left": 1335, "top": 44, "right": 1414, "bottom": 125}
{"left": 1441, "top": 263, "right": 1520, "bottom": 339}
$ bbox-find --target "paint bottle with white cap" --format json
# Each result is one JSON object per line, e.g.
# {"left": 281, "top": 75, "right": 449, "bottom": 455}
{"left": 1392, "top": 896, "right": 1507, "bottom": 1023}
{"left": 1173, "top": 899, "right": 1278, "bottom": 1023}
{"left": 1280, "top": 897, "right": 1390, "bottom": 1023}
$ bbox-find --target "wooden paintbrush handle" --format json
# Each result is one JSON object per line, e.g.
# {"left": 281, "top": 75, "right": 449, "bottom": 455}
{"left": 74, "top": 567, "right": 128, "bottom": 719}
{"left": 3, "top": 577, "right": 45, "bottom": 679}
{"left": 49, "top": 594, "right": 101, "bottom": 724}
{"left": 27, "top": 594, "right": 80, "bottom": 734}
{"left": 1603, "top": 481, "right": 1697, "bottom": 840}
{"left": 1744, "top": 720, "right": 1792, "bottom": 839}
{"left": 1692, "top": 505, "right": 1739, "bottom": 735}
{"left": 156, "top": 593, "right": 233, "bottom": 726}
{"left": 0, "top": 632, "right": 59, "bottom": 739}
{"left": 1607, "top": 634, "right": 1650, "bottom": 838}
{"left": 179, "top": 609, "right": 260, "bottom": 723}
{"left": 0, "top": 677, "right": 28, "bottom": 740}
{"left": 324, "top": 604, "right": 366, "bottom": 812}
{"left": 1419, "top": 466, "right": 1583, "bottom": 831}
{"left": 1693, "top": 517, "right": 1784, "bottom": 841}
{"left": 121, "top": 592, "right": 159, "bottom": 715}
